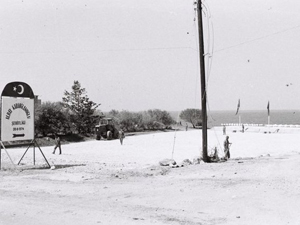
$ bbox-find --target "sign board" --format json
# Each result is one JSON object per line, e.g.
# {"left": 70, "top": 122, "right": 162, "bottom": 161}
{"left": 1, "top": 82, "right": 35, "bottom": 142}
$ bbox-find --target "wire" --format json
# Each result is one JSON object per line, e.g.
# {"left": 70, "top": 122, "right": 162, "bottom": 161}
{"left": 214, "top": 24, "right": 300, "bottom": 53}
{"left": 201, "top": 0, "right": 214, "bottom": 86}
{"left": 195, "top": 0, "right": 222, "bottom": 156}
{"left": 171, "top": 112, "right": 181, "bottom": 159}
{"left": 171, "top": 5, "right": 196, "bottom": 158}
{"left": 0, "top": 46, "right": 197, "bottom": 55}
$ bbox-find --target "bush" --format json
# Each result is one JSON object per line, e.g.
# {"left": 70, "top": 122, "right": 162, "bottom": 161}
{"left": 35, "top": 102, "right": 70, "bottom": 136}
{"left": 107, "top": 109, "right": 175, "bottom": 132}
{"left": 180, "top": 108, "right": 202, "bottom": 128}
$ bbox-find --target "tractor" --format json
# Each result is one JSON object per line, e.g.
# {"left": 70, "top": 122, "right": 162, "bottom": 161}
{"left": 95, "top": 117, "right": 119, "bottom": 140}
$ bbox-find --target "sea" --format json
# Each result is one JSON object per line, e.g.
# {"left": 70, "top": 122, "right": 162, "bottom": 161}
{"left": 171, "top": 110, "right": 300, "bottom": 128}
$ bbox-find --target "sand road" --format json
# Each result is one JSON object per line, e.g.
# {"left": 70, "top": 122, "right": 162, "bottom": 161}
{"left": 1, "top": 128, "right": 300, "bottom": 224}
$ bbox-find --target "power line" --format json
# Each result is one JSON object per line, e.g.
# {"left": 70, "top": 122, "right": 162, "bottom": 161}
{"left": 214, "top": 24, "right": 300, "bottom": 53}
{"left": 0, "top": 46, "right": 197, "bottom": 55}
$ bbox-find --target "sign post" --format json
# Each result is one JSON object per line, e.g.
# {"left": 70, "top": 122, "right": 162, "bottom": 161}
{"left": 0, "top": 81, "right": 50, "bottom": 169}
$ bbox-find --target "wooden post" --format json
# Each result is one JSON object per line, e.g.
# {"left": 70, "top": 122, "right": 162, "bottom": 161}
{"left": 197, "top": 0, "right": 208, "bottom": 162}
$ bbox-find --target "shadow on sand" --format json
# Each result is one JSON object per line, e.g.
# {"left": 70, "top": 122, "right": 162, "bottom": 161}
{"left": 15, "top": 163, "right": 86, "bottom": 171}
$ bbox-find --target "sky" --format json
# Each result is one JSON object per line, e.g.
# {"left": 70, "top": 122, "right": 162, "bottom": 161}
{"left": 0, "top": 0, "right": 300, "bottom": 112}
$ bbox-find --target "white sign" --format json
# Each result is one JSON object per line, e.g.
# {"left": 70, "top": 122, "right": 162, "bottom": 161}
{"left": 1, "top": 97, "right": 34, "bottom": 141}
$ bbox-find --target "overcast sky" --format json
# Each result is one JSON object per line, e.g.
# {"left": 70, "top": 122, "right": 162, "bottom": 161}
{"left": 1, "top": 0, "right": 300, "bottom": 112}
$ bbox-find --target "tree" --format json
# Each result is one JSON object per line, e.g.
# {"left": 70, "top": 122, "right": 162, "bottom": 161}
{"left": 144, "top": 109, "right": 175, "bottom": 130}
{"left": 108, "top": 109, "right": 120, "bottom": 118}
{"left": 118, "top": 111, "right": 142, "bottom": 132}
{"left": 35, "top": 102, "right": 70, "bottom": 136}
{"left": 105, "top": 109, "right": 175, "bottom": 132}
{"left": 62, "top": 81, "right": 100, "bottom": 134}
{"left": 179, "top": 108, "right": 202, "bottom": 128}
{"left": 151, "top": 109, "right": 175, "bottom": 127}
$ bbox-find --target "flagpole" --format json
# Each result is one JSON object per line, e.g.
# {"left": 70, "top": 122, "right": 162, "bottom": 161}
{"left": 267, "top": 101, "right": 270, "bottom": 125}
{"left": 236, "top": 99, "right": 241, "bottom": 124}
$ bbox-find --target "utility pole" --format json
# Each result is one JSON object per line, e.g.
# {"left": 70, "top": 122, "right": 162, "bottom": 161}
{"left": 197, "top": 0, "right": 208, "bottom": 162}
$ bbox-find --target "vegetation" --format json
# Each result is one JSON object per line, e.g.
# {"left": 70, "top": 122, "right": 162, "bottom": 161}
{"left": 35, "top": 102, "right": 70, "bottom": 136}
{"left": 106, "top": 109, "right": 175, "bottom": 132}
{"left": 62, "top": 81, "right": 100, "bottom": 134}
{"left": 0, "top": 81, "right": 177, "bottom": 139}
{"left": 179, "top": 108, "right": 202, "bottom": 128}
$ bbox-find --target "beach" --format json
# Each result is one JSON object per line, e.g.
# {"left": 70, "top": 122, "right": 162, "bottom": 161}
{"left": 1, "top": 127, "right": 300, "bottom": 224}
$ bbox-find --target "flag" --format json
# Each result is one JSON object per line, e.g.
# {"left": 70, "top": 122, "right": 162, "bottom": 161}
{"left": 267, "top": 101, "right": 270, "bottom": 116}
{"left": 235, "top": 99, "right": 240, "bottom": 115}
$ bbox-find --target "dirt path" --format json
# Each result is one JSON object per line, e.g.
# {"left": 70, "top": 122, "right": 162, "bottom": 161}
{"left": 1, "top": 153, "right": 300, "bottom": 225}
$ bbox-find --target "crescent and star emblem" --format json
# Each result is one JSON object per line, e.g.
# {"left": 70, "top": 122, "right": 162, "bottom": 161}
{"left": 13, "top": 84, "right": 25, "bottom": 95}
{"left": 18, "top": 84, "right": 24, "bottom": 94}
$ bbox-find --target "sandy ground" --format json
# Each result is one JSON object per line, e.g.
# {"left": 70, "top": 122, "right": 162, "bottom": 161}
{"left": 1, "top": 127, "right": 300, "bottom": 225}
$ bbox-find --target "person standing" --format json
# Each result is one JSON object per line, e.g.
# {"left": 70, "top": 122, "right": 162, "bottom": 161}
{"left": 52, "top": 134, "right": 62, "bottom": 155}
{"left": 224, "top": 136, "right": 232, "bottom": 160}
{"left": 119, "top": 129, "right": 125, "bottom": 145}
{"left": 223, "top": 125, "right": 226, "bottom": 135}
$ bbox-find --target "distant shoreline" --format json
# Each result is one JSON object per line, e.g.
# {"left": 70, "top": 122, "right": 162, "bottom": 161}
{"left": 169, "top": 110, "right": 300, "bottom": 128}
